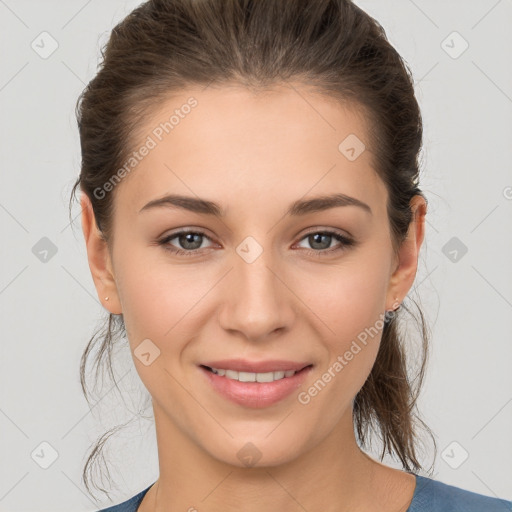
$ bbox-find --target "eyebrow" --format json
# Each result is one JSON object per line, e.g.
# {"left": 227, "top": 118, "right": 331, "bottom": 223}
{"left": 138, "top": 192, "right": 372, "bottom": 217}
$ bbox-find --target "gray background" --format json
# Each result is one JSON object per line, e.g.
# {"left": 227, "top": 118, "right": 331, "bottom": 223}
{"left": 0, "top": 0, "right": 511, "bottom": 510}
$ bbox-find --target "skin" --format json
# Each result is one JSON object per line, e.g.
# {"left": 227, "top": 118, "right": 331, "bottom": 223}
{"left": 81, "top": 82, "right": 426, "bottom": 512}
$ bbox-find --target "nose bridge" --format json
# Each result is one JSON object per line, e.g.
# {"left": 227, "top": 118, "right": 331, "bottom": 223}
{"left": 218, "top": 236, "right": 294, "bottom": 340}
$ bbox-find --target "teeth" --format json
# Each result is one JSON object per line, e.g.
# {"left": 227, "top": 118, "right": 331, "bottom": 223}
{"left": 209, "top": 367, "right": 298, "bottom": 382}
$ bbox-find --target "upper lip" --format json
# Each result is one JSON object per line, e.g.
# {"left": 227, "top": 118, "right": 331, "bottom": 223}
{"left": 201, "top": 359, "right": 312, "bottom": 373}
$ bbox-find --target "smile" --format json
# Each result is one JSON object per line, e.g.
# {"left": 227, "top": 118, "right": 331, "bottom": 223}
{"left": 205, "top": 366, "right": 298, "bottom": 382}
{"left": 199, "top": 364, "right": 314, "bottom": 408}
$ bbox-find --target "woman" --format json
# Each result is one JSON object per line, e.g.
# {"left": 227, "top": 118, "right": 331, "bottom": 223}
{"left": 69, "top": 0, "right": 512, "bottom": 510}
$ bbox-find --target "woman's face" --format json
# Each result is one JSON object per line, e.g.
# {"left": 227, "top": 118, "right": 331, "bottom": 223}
{"left": 82, "top": 83, "right": 425, "bottom": 468}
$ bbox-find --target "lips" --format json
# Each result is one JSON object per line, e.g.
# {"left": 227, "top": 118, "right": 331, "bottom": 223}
{"left": 199, "top": 363, "right": 313, "bottom": 408}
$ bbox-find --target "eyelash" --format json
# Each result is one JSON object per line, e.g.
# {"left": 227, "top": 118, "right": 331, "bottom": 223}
{"left": 156, "top": 229, "right": 356, "bottom": 258}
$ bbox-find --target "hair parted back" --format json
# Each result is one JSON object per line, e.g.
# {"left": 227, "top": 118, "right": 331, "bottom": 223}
{"left": 69, "top": 0, "right": 436, "bottom": 499}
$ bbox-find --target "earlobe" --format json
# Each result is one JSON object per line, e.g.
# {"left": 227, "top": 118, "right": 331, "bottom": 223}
{"left": 80, "top": 193, "right": 122, "bottom": 314}
{"left": 385, "top": 195, "right": 427, "bottom": 311}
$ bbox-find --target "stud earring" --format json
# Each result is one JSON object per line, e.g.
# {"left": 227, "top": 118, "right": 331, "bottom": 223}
{"left": 105, "top": 296, "right": 109, "bottom": 301}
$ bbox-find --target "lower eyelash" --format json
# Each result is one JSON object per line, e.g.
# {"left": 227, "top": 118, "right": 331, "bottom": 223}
{"left": 157, "top": 230, "right": 355, "bottom": 257}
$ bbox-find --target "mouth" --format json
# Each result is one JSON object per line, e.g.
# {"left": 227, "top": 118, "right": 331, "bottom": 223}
{"left": 200, "top": 364, "right": 312, "bottom": 383}
{"left": 198, "top": 363, "right": 314, "bottom": 408}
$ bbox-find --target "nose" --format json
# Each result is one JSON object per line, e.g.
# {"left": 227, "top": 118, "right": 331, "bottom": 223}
{"left": 217, "top": 245, "right": 296, "bottom": 343}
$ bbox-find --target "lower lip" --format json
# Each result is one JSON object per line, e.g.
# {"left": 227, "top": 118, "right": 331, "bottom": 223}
{"left": 199, "top": 365, "right": 313, "bottom": 408}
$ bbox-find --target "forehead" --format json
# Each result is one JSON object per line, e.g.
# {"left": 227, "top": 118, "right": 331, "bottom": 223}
{"left": 114, "top": 83, "right": 386, "bottom": 216}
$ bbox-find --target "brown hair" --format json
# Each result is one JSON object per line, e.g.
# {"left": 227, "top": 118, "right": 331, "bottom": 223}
{"left": 69, "top": 0, "right": 436, "bottom": 499}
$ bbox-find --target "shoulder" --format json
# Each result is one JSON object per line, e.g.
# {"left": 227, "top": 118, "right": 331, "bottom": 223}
{"left": 409, "top": 474, "right": 512, "bottom": 512}
{"left": 96, "top": 483, "right": 154, "bottom": 512}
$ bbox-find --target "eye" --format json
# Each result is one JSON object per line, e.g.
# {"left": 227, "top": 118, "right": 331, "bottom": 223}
{"left": 294, "top": 230, "right": 355, "bottom": 256}
{"left": 157, "top": 229, "right": 215, "bottom": 257}
{"left": 156, "top": 228, "right": 356, "bottom": 257}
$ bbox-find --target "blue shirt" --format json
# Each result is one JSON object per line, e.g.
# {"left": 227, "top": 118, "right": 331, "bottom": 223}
{"left": 97, "top": 473, "right": 512, "bottom": 511}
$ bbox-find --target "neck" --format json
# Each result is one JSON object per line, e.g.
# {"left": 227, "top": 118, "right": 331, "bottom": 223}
{"left": 142, "top": 403, "right": 396, "bottom": 512}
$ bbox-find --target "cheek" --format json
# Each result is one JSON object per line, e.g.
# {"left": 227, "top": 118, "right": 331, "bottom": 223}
{"left": 299, "top": 253, "right": 390, "bottom": 341}
{"left": 294, "top": 256, "right": 390, "bottom": 401}
{"left": 114, "top": 263, "right": 198, "bottom": 398}
{"left": 114, "top": 249, "right": 217, "bottom": 356}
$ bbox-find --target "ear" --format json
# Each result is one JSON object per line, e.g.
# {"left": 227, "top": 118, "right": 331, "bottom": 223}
{"left": 80, "top": 193, "right": 122, "bottom": 314}
{"left": 386, "top": 195, "right": 427, "bottom": 311}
